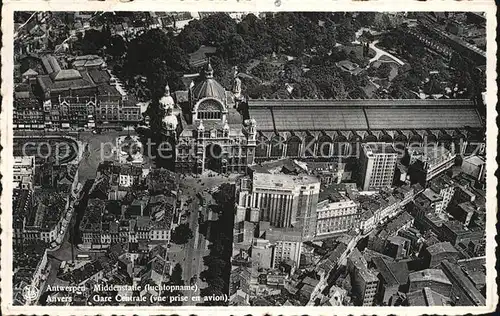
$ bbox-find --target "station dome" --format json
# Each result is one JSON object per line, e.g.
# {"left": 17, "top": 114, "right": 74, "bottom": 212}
{"left": 192, "top": 61, "right": 226, "bottom": 102}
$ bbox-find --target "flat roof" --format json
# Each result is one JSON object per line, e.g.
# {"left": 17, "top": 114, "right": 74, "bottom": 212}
{"left": 363, "top": 142, "right": 397, "bottom": 154}
{"left": 422, "top": 188, "right": 443, "bottom": 202}
{"left": 253, "top": 172, "right": 319, "bottom": 190}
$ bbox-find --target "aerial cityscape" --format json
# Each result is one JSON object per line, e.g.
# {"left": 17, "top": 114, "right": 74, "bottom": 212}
{"left": 12, "top": 11, "right": 487, "bottom": 307}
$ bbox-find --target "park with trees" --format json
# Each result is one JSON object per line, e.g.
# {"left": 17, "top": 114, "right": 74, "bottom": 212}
{"left": 72, "top": 11, "right": 483, "bottom": 105}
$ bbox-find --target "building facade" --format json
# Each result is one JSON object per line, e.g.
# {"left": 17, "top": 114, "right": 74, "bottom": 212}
{"left": 161, "top": 63, "right": 256, "bottom": 174}
{"left": 315, "top": 197, "right": 358, "bottom": 237}
{"left": 358, "top": 143, "right": 398, "bottom": 191}
{"left": 15, "top": 55, "right": 142, "bottom": 129}
{"left": 236, "top": 172, "right": 320, "bottom": 240}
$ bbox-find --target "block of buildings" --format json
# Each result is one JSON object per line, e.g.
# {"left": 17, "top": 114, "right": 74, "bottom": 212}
{"left": 461, "top": 156, "right": 486, "bottom": 183}
{"left": 14, "top": 85, "right": 44, "bottom": 129}
{"left": 14, "top": 54, "right": 142, "bottom": 129}
{"left": 448, "top": 201, "right": 476, "bottom": 226}
{"left": 347, "top": 249, "right": 379, "bottom": 306}
{"left": 408, "top": 146, "right": 456, "bottom": 186}
{"left": 384, "top": 235, "right": 411, "bottom": 260}
{"left": 13, "top": 156, "right": 36, "bottom": 189}
{"left": 356, "top": 190, "right": 404, "bottom": 234}
{"left": 428, "top": 174, "right": 456, "bottom": 213}
{"left": 439, "top": 220, "right": 485, "bottom": 248}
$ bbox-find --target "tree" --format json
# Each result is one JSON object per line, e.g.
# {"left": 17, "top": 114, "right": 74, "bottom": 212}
{"left": 80, "top": 29, "right": 110, "bottom": 54}
{"left": 375, "top": 63, "right": 393, "bottom": 79}
{"left": 357, "top": 12, "right": 376, "bottom": 27}
{"left": 107, "top": 35, "right": 127, "bottom": 58}
{"left": 292, "top": 78, "right": 319, "bottom": 99}
{"left": 219, "top": 34, "right": 254, "bottom": 65}
{"left": 246, "top": 82, "right": 274, "bottom": 99}
{"left": 124, "top": 29, "right": 189, "bottom": 92}
{"left": 335, "top": 22, "right": 356, "bottom": 44}
{"left": 177, "top": 20, "right": 206, "bottom": 53}
{"left": 171, "top": 223, "right": 193, "bottom": 244}
{"left": 284, "top": 61, "right": 302, "bottom": 82}
{"left": 423, "top": 77, "right": 444, "bottom": 95}
{"left": 251, "top": 62, "right": 277, "bottom": 81}
{"left": 170, "top": 263, "right": 184, "bottom": 285}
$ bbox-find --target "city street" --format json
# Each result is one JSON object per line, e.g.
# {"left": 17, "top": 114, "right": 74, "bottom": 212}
{"left": 169, "top": 173, "right": 239, "bottom": 305}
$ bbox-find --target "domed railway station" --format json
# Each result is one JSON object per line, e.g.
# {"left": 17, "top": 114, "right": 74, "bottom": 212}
{"left": 152, "top": 61, "right": 485, "bottom": 174}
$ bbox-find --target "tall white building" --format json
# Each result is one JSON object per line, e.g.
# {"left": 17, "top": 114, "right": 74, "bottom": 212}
{"left": 237, "top": 172, "right": 320, "bottom": 240}
{"left": 266, "top": 227, "right": 303, "bottom": 268}
{"left": 358, "top": 143, "right": 398, "bottom": 191}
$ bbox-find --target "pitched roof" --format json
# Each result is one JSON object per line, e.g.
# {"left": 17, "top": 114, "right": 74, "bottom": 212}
{"left": 426, "top": 242, "right": 458, "bottom": 255}
{"left": 88, "top": 69, "right": 111, "bottom": 84}
{"left": 247, "top": 99, "right": 482, "bottom": 132}
{"left": 22, "top": 68, "right": 39, "bottom": 76}
{"left": 372, "top": 257, "right": 409, "bottom": 285}
{"left": 409, "top": 268, "right": 451, "bottom": 285}
{"left": 37, "top": 70, "right": 96, "bottom": 94}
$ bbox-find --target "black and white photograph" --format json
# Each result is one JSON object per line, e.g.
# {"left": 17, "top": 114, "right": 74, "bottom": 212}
{"left": 3, "top": 7, "right": 496, "bottom": 313}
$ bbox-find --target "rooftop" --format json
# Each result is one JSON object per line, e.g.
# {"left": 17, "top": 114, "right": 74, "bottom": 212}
{"left": 422, "top": 188, "right": 443, "bottom": 203}
{"left": 410, "top": 146, "right": 455, "bottom": 166}
{"left": 458, "top": 201, "right": 476, "bottom": 214}
{"left": 463, "top": 155, "right": 486, "bottom": 167}
{"left": 88, "top": 69, "right": 111, "bottom": 84}
{"left": 265, "top": 226, "right": 303, "bottom": 243}
{"left": 247, "top": 99, "right": 482, "bottom": 131}
{"left": 348, "top": 248, "right": 367, "bottom": 270}
{"left": 378, "top": 211, "right": 414, "bottom": 239}
{"left": 441, "top": 260, "right": 486, "bottom": 306}
{"left": 363, "top": 142, "right": 398, "bottom": 155}
{"left": 375, "top": 257, "right": 410, "bottom": 285}
{"left": 407, "top": 287, "right": 450, "bottom": 306}
{"left": 442, "top": 220, "right": 468, "bottom": 233}
{"left": 409, "top": 268, "right": 451, "bottom": 285}
{"left": 252, "top": 172, "right": 319, "bottom": 191}
{"left": 72, "top": 55, "right": 105, "bottom": 68}
{"left": 426, "top": 241, "right": 459, "bottom": 255}
{"left": 429, "top": 174, "right": 454, "bottom": 191}
{"left": 37, "top": 70, "right": 96, "bottom": 95}
{"left": 249, "top": 158, "right": 307, "bottom": 175}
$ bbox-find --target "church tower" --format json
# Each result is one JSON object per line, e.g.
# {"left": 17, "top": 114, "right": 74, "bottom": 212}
{"left": 159, "top": 83, "right": 179, "bottom": 140}
{"left": 246, "top": 118, "right": 257, "bottom": 166}
{"left": 232, "top": 66, "right": 244, "bottom": 109}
